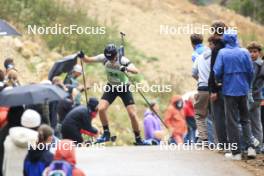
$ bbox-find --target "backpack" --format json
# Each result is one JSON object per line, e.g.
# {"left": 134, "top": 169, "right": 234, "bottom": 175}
{"left": 47, "top": 160, "right": 73, "bottom": 176}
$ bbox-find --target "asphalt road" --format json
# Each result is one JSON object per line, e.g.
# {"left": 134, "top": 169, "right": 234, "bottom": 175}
{"left": 76, "top": 146, "right": 253, "bottom": 176}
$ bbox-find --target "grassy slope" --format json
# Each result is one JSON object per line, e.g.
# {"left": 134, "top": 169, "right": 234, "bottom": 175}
{"left": 1, "top": 0, "right": 264, "bottom": 145}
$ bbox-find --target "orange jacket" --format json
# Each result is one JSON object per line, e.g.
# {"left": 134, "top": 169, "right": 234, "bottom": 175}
{"left": 164, "top": 95, "right": 187, "bottom": 137}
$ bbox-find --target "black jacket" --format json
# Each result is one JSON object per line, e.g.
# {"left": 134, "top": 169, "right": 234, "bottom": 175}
{"left": 62, "top": 105, "right": 98, "bottom": 136}
{"left": 208, "top": 39, "right": 225, "bottom": 93}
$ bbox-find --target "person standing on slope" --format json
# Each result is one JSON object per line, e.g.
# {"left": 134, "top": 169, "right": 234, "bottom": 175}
{"left": 78, "top": 43, "right": 147, "bottom": 145}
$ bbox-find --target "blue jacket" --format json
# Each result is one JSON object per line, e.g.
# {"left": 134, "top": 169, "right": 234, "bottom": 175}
{"left": 192, "top": 44, "right": 206, "bottom": 62}
{"left": 24, "top": 147, "right": 53, "bottom": 176}
{"left": 213, "top": 30, "right": 254, "bottom": 96}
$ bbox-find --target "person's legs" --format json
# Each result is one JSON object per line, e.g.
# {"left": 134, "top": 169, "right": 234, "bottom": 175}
{"left": 211, "top": 93, "right": 228, "bottom": 147}
{"left": 261, "top": 105, "right": 264, "bottom": 143}
{"left": 120, "top": 84, "right": 146, "bottom": 144}
{"left": 194, "top": 91, "right": 209, "bottom": 141}
{"left": 249, "top": 101, "right": 263, "bottom": 147}
{"left": 126, "top": 105, "right": 140, "bottom": 132}
{"left": 61, "top": 124, "right": 83, "bottom": 143}
{"left": 98, "top": 100, "right": 110, "bottom": 127}
{"left": 224, "top": 96, "right": 241, "bottom": 155}
{"left": 97, "top": 86, "right": 117, "bottom": 142}
{"left": 237, "top": 96, "right": 252, "bottom": 149}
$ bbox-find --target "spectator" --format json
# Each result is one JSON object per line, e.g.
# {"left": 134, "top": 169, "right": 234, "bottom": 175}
{"left": 164, "top": 95, "right": 187, "bottom": 144}
{"left": 0, "top": 106, "right": 24, "bottom": 176}
{"left": 61, "top": 97, "right": 99, "bottom": 144}
{"left": 64, "top": 64, "right": 82, "bottom": 89}
{"left": 247, "top": 42, "right": 264, "bottom": 152}
{"left": 190, "top": 33, "right": 206, "bottom": 62}
{"left": 214, "top": 29, "right": 255, "bottom": 160}
{"left": 0, "top": 69, "right": 6, "bottom": 91}
{"left": 5, "top": 69, "right": 20, "bottom": 87}
{"left": 24, "top": 124, "right": 54, "bottom": 176}
{"left": 192, "top": 34, "right": 211, "bottom": 143}
{"left": 2, "top": 109, "right": 41, "bottom": 176}
{"left": 3, "top": 58, "right": 15, "bottom": 75}
{"left": 182, "top": 91, "right": 197, "bottom": 144}
{"left": 43, "top": 139, "right": 85, "bottom": 176}
{"left": 208, "top": 22, "right": 229, "bottom": 150}
{"left": 143, "top": 101, "right": 164, "bottom": 144}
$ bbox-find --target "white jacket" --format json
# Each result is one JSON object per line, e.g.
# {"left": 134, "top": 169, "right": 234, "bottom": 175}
{"left": 2, "top": 127, "right": 38, "bottom": 176}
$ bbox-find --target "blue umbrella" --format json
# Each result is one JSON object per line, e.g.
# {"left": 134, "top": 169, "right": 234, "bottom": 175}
{"left": 0, "top": 19, "right": 21, "bottom": 36}
{"left": 0, "top": 84, "right": 68, "bottom": 107}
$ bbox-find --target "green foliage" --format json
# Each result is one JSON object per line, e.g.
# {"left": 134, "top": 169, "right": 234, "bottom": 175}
{"left": 0, "top": 0, "right": 116, "bottom": 55}
{"left": 226, "top": 0, "right": 264, "bottom": 24}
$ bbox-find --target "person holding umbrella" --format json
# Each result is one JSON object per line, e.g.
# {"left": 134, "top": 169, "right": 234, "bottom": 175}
{"left": 78, "top": 44, "right": 148, "bottom": 145}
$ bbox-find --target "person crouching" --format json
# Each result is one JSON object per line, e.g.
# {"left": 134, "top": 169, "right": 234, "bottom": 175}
{"left": 61, "top": 97, "right": 99, "bottom": 144}
{"left": 165, "top": 95, "right": 187, "bottom": 144}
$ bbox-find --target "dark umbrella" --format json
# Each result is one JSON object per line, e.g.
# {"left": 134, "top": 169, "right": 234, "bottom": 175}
{"left": 48, "top": 53, "right": 78, "bottom": 81}
{"left": 0, "top": 19, "right": 21, "bottom": 36}
{"left": 0, "top": 84, "right": 68, "bottom": 107}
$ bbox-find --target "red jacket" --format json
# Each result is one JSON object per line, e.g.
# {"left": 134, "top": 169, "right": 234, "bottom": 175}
{"left": 183, "top": 100, "right": 195, "bottom": 118}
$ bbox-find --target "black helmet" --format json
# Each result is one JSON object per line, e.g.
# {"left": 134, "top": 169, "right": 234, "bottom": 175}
{"left": 104, "top": 43, "right": 117, "bottom": 60}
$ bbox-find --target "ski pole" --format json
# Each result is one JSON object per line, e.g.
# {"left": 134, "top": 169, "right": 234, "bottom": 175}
{"left": 80, "top": 59, "right": 88, "bottom": 105}
{"left": 124, "top": 72, "right": 168, "bottom": 129}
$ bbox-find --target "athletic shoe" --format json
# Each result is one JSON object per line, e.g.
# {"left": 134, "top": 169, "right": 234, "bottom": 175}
{"left": 96, "top": 132, "right": 111, "bottom": 143}
{"left": 247, "top": 147, "right": 256, "bottom": 159}
{"left": 134, "top": 137, "right": 151, "bottom": 146}
{"left": 224, "top": 153, "right": 242, "bottom": 160}
{"left": 252, "top": 137, "right": 260, "bottom": 147}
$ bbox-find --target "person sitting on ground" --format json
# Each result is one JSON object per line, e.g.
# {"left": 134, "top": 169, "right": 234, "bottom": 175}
{"left": 24, "top": 124, "right": 54, "bottom": 176}
{"left": 2, "top": 109, "right": 41, "bottom": 176}
{"left": 247, "top": 41, "right": 264, "bottom": 153}
{"left": 164, "top": 95, "right": 187, "bottom": 145}
{"left": 61, "top": 97, "right": 99, "bottom": 144}
{"left": 143, "top": 101, "right": 165, "bottom": 144}
{"left": 43, "top": 139, "right": 85, "bottom": 176}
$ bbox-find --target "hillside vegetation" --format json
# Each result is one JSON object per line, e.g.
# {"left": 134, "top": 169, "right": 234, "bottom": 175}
{"left": 0, "top": 0, "right": 264, "bottom": 145}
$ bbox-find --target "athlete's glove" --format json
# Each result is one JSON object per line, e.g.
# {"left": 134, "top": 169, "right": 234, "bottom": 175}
{"left": 119, "top": 66, "right": 127, "bottom": 72}
{"left": 77, "top": 50, "right": 85, "bottom": 59}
